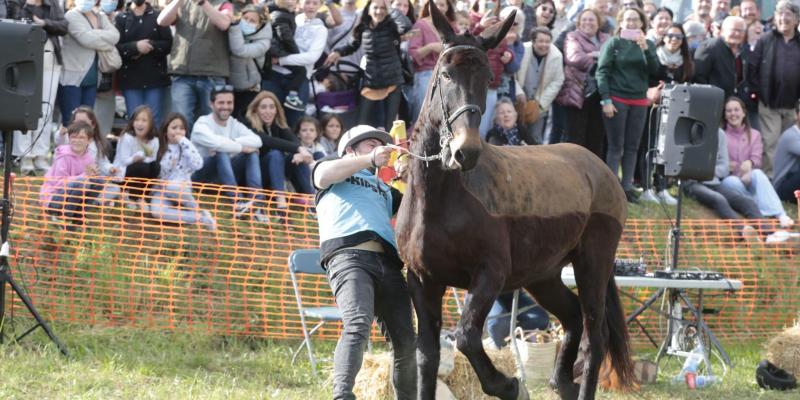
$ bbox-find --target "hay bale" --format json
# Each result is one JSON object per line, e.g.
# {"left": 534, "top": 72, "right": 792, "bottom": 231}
{"left": 766, "top": 324, "right": 800, "bottom": 377}
{"left": 443, "top": 348, "right": 519, "bottom": 400}
{"left": 353, "top": 352, "right": 393, "bottom": 399}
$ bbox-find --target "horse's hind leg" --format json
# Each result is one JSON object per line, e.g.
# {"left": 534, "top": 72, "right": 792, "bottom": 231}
{"left": 457, "top": 272, "right": 521, "bottom": 400}
{"left": 525, "top": 278, "right": 583, "bottom": 400}
{"left": 571, "top": 218, "right": 622, "bottom": 400}
{"left": 407, "top": 270, "right": 445, "bottom": 400}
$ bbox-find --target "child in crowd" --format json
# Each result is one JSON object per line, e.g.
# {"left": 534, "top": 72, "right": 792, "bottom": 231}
{"left": 57, "top": 106, "right": 115, "bottom": 175}
{"left": 149, "top": 113, "right": 217, "bottom": 231}
{"left": 114, "top": 105, "right": 161, "bottom": 210}
{"left": 40, "top": 121, "right": 106, "bottom": 229}
{"left": 319, "top": 114, "right": 343, "bottom": 156}
{"left": 268, "top": 0, "right": 307, "bottom": 111}
{"left": 455, "top": 10, "right": 471, "bottom": 34}
{"left": 296, "top": 116, "right": 326, "bottom": 161}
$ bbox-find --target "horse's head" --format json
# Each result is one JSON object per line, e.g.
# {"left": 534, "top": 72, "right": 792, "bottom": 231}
{"left": 424, "top": 2, "right": 516, "bottom": 171}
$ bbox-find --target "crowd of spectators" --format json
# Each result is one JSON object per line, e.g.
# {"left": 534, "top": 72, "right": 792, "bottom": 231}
{"left": 1, "top": 0, "right": 798, "bottom": 231}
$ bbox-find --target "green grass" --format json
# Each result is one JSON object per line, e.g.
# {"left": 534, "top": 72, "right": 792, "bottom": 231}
{"left": 1, "top": 323, "right": 798, "bottom": 399}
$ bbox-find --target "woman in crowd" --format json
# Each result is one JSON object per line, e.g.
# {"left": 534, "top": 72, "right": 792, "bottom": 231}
{"left": 506, "top": 0, "right": 536, "bottom": 39}
{"left": 149, "top": 113, "right": 217, "bottom": 231}
{"left": 485, "top": 98, "right": 535, "bottom": 146}
{"left": 531, "top": 0, "right": 556, "bottom": 31}
{"left": 9, "top": 0, "right": 68, "bottom": 174}
{"left": 115, "top": 0, "right": 173, "bottom": 126}
{"left": 646, "top": 6, "right": 673, "bottom": 43}
{"left": 557, "top": 8, "right": 609, "bottom": 159}
{"left": 720, "top": 97, "right": 794, "bottom": 228}
{"left": 596, "top": 6, "right": 659, "bottom": 203}
{"left": 114, "top": 105, "right": 161, "bottom": 210}
{"left": 319, "top": 114, "right": 344, "bottom": 156}
{"left": 324, "top": 0, "right": 412, "bottom": 130}
{"left": 496, "top": 6, "right": 525, "bottom": 101}
{"left": 228, "top": 4, "right": 272, "bottom": 121}
{"left": 408, "top": 0, "right": 454, "bottom": 121}
{"left": 60, "top": 0, "right": 119, "bottom": 125}
{"left": 638, "top": 22, "right": 693, "bottom": 205}
{"left": 245, "top": 91, "right": 315, "bottom": 210}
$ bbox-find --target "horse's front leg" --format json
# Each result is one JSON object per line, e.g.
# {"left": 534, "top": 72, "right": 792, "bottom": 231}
{"left": 407, "top": 269, "right": 446, "bottom": 400}
{"left": 457, "top": 271, "right": 524, "bottom": 400}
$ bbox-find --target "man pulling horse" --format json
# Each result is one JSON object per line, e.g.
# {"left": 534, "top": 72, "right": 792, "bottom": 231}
{"left": 395, "top": 3, "right": 635, "bottom": 400}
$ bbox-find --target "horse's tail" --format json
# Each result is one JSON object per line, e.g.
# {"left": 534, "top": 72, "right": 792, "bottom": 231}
{"left": 605, "top": 276, "right": 636, "bottom": 387}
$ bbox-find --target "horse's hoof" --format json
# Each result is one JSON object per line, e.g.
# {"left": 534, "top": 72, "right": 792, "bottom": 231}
{"left": 555, "top": 382, "right": 580, "bottom": 400}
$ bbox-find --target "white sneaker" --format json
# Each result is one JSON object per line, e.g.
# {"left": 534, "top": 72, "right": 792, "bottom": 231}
{"left": 34, "top": 155, "right": 50, "bottom": 171}
{"left": 778, "top": 214, "right": 795, "bottom": 229}
{"left": 639, "top": 189, "right": 659, "bottom": 203}
{"left": 200, "top": 210, "right": 217, "bottom": 231}
{"left": 765, "top": 230, "right": 800, "bottom": 244}
{"left": 253, "top": 209, "right": 270, "bottom": 224}
{"left": 657, "top": 189, "right": 678, "bottom": 206}
{"left": 20, "top": 157, "right": 34, "bottom": 175}
{"left": 233, "top": 200, "right": 254, "bottom": 218}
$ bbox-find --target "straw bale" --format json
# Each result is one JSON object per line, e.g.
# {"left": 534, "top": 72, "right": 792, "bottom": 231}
{"left": 766, "top": 324, "right": 800, "bottom": 377}
{"left": 353, "top": 352, "right": 393, "bottom": 399}
{"left": 442, "top": 348, "right": 520, "bottom": 400}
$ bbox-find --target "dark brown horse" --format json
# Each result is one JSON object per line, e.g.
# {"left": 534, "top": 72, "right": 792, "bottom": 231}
{"left": 395, "top": 4, "right": 634, "bottom": 400}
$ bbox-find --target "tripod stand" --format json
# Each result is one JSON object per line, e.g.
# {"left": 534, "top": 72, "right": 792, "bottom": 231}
{"left": 0, "top": 130, "right": 68, "bottom": 356}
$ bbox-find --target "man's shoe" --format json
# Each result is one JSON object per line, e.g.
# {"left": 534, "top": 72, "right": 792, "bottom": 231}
{"left": 234, "top": 200, "right": 254, "bottom": 218}
{"left": 624, "top": 190, "right": 640, "bottom": 204}
{"left": 657, "top": 189, "right": 678, "bottom": 206}
{"left": 639, "top": 189, "right": 659, "bottom": 203}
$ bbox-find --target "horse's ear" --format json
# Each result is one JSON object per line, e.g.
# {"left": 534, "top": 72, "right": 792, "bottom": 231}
{"left": 429, "top": 0, "right": 456, "bottom": 44}
{"left": 478, "top": 10, "right": 516, "bottom": 51}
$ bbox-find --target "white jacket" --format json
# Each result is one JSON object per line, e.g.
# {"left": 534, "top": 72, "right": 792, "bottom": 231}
{"left": 515, "top": 43, "right": 565, "bottom": 112}
{"left": 160, "top": 137, "right": 204, "bottom": 183}
{"left": 275, "top": 14, "right": 328, "bottom": 79}
{"left": 113, "top": 133, "right": 160, "bottom": 177}
{"left": 191, "top": 115, "right": 263, "bottom": 158}
{"left": 61, "top": 9, "right": 119, "bottom": 86}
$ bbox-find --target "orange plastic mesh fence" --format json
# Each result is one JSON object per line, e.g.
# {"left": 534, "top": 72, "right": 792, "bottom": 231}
{"left": 2, "top": 176, "right": 799, "bottom": 345}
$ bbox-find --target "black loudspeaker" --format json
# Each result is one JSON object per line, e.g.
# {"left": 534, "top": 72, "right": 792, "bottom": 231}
{"left": 654, "top": 84, "right": 725, "bottom": 181}
{"left": 0, "top": 19, "right": 45, "bottom": 131}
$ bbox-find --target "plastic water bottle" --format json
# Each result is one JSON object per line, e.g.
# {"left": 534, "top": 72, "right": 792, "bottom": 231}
{"left": 694, "top": 375, "right": 718, "bottom": 388}
{"left": 672, "top": 343, "right": 704, "bottom": 387}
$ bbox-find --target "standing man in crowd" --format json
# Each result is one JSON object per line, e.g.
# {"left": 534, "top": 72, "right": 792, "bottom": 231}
{"left": 748, "top": 1, "right": 800, "bottom": 175}
{"left": 158, "top": 0, "right": 233, "bottom": 129}
{"left": 312, "top": 125, "right": 415, "bottom": 400}
{"left": 693, "top": 16, "right": 748, "bottom": 99}
{"left": 191, "top": 85, "right": 265, "bottom": 220}
{"left": 772, "top": 100, "right": 800, "bottom": 202}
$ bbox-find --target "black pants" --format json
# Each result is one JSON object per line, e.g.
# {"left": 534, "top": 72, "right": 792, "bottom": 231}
{"left": 564, "top": 94, "right": 606, "bottom": 160}
{"left": 358, "top": 89, "right": 402, "bottom": 130}
{"left": 124, "top": 160, "right": 161, "bottom": 200}
{"left": 775, "top": 167, "right": 800, "bottom": 201}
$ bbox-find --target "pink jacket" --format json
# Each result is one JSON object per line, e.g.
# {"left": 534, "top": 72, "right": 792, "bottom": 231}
{"left": 556, "top": 30, "right": 609, "bottom": 109}
{"left": 408, "top": 18, "right": 442, "bottom": 72}
{"left": 725, "top": 125, "right": 763, "bottom": 176}
{"left": 40, "top": 144, "right": 95, "bottom": 206}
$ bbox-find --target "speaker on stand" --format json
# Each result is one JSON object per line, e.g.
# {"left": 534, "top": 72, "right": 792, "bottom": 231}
{"left": 649, "top": 84, "right": 728, "bottom": 372}
{"left": 0, "top": 19, "right": 67, "bottom": 356}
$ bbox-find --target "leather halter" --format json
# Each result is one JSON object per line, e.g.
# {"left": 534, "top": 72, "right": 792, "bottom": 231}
{"left": 412, "top": 44, "right": 484, "bottom": 164}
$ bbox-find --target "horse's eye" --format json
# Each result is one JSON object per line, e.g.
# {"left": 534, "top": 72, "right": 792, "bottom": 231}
{"left": 441, "top": 71, "right": 451, "bottom": 81}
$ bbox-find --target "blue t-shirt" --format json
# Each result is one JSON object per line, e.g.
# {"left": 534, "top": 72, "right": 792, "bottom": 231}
{"left": 316, "top": 168, "right": 399, "bottom": 263}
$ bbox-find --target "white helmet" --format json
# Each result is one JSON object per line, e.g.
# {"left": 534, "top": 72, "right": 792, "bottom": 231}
{"left": 337, "top": 125, "right": 394, "bottom": 157}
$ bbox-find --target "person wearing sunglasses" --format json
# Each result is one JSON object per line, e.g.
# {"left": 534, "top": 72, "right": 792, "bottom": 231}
{"left": 191, "top": 85, "right": 266, "bottom": 220}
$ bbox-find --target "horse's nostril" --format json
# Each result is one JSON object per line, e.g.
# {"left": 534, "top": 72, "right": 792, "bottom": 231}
{"left": 454, "top": 149, "right": 466, "bottom": 165}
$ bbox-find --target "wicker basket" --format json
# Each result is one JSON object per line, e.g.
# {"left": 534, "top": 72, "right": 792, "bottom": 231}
{"left": 510, "top": 328, "right": 560, "bottom": 384}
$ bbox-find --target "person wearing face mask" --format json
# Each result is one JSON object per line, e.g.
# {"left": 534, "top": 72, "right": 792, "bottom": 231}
{"left": 61, "top": 0, "right": 120, "bottom": 127}
{"left": 115, "top": 0, "right": 173, "bottom": 128}
{"left": 7, "top": 0, "right": 69, "bottom": 174}
{"left": 228, "top": 4, "right": 271, "bottom": 121}
{"left": 93, "top": 0, "right": 124, "bottom": 138}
